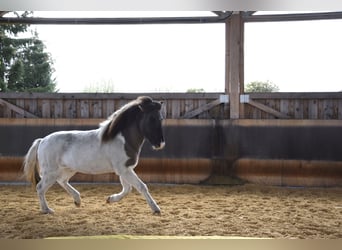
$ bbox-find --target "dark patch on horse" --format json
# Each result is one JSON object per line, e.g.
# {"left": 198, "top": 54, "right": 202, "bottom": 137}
{"left": 101, "top": 96, "right": 153, "bottom": 142}
{"left": 122, "top": 122, "right": 144, "bottom": 167}
{"left": 101, "top": 96, "right": 163, "bottom": 167}
{"left": 34, "top": 166, "right": 41, "bottom": 185}
{"left": 101, "top": 105, "right": 141, "bottom": 142}
{"left": 61, "top": 133, "right": 74, "bottom": 151}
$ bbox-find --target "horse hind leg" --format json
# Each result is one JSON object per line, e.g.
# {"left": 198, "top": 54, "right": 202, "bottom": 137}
{"left": 57, "top": 170, "right": 81, "bottom": 207}
{"left": 107, "top": 176, "right": 132, "bottom": 203}
{"left": 36, "top": 173, "right": 58, "bottom": 214}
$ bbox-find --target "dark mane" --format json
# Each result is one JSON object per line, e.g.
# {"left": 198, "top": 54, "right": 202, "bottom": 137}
{"left": 100, "top": 96, "right": 152, "bottom": 142}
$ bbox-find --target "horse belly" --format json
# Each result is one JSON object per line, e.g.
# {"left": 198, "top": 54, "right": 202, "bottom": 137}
{"left": 61, "top": 143, "right": 129, "bottom": 176}
{"left": 60, "top": 148, "right": 112, "bottom": 175}
{"left": 68, "top": 158, "right": 112, "bottom": 174}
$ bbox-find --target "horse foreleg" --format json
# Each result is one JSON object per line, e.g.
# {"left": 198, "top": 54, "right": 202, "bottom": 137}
{"left": 107, "top": 176, "right": 132, "bottom": 203}
{"left": 120, "top": 168, "right": 161, "bottom": 215}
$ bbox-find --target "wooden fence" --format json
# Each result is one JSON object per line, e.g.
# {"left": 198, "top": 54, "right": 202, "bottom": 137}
{"left": 243, "top": 92, "right": 342, "bottom": 119}
{"left": 0, "top": 92, "right": 227, "bottom": 119}
{"left": 1, "top": 92, "right": 342, "bottom": 120}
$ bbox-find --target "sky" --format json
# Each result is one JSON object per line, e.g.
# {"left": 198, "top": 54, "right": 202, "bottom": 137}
{"left": 245, "top": 18, "right": 342, "bottom": 92}
{"left": 8, "top": 11, "right": 342, "bottom": 92}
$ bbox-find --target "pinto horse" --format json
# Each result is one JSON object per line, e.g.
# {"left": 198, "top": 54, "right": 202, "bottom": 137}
{"left": 24, "top": 96, "right": 165, "bottom": 215}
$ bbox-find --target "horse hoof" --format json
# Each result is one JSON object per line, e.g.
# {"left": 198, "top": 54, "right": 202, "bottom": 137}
{"left": 74, "top": 201, "right": 81, "bottom": 207}
{"left": 42, "top": 209, "right": 54, "bottom": 214}
{"left": 153, "top": 210, "right": 161, "bottom": 216}
{"left": 106, "top": 196, "right": 111, "bottom": 203}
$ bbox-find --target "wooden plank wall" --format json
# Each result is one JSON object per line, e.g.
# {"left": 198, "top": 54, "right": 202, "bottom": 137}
{"left": 244, "top": 92, "right": 342, "bottom": 119}
{"left": 0, "top": 93, "right": 224, "bottom": 119}
{"left": 1, "top": 92, "right": 342, "bottom": 120}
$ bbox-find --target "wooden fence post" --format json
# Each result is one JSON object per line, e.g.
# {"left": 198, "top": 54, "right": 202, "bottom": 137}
{"left": 225, "top": 12, "right": 244, "bottom": 119}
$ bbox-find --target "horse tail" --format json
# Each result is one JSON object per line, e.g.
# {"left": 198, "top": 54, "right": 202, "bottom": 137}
{"left": 23, "top": 138, "right": 42, "bottom": 187}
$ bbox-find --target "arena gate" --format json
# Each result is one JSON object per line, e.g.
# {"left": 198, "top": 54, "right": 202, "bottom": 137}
{"left": 0, "top": 92, "right": 342, "bottom": 187}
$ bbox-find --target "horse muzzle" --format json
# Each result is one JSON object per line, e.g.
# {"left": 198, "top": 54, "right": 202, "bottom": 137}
{"left": 152, "top": 141, "right": 165, "bottom": 150}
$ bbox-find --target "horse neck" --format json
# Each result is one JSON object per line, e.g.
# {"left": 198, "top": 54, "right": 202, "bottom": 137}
{"left": 121, "top": 121, "right": 145, "bottom": 153}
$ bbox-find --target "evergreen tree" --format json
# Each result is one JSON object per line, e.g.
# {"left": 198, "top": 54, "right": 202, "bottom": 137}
{"left": 0, "top": 11, "right": 56, "bottom": 92}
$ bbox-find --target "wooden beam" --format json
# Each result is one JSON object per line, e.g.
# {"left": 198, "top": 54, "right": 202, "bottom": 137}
{"left": 1, "top": 92, "right": 342, "bottom": 101}
{"left": 182, "top": 98, "right": 223, "bottom": 119}
{"left": 0, "top": 11, "right": 9, "bottom": 17}
{"left": 0, "top": 15, "right": 230, "bottom": 25}
{"left": 247, "top": 99, "right": 290, "bottom": 119}
{"left": 212, "top": 11, "right": 233, "bottom": 19}
{"left": 0, "top": 92, "right": 221, "bottom": 100}
{"left": 249, "top": 92, "right": 342, "bottom": 99}
{"left": 244, "top": 12, "right": 342, "bottom": 22}
{"left": 0, "top": 99, "right": 38, "bottom": 118}
{"left": 225, "top": 12, "right": 244, "bottom": 119}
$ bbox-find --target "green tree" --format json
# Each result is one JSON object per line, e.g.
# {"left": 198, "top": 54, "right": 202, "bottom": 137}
{"left": 83, "top": 79, "right": 116, "bottom": 93}
{"left": 245, "top": 80, "right": 279, "bottom": 93}
{"left": 187, "top": 88, "right": 205, "bottom": 93}
{"left": 0, "top": 12, "right": 56, "bottom": 92}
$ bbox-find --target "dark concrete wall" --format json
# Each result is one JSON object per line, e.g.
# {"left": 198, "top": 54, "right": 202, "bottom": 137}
{"left": 146, "top": 119, "right": 342, "bottom": 161}
{"left": 0, "top": 124, "right": 96, "bottom": 157}
{"left": 1, "top": 119, "right": 342, "bottom": 185}
{"left": 1, "top": 119, "right": 342, "bottom": 162}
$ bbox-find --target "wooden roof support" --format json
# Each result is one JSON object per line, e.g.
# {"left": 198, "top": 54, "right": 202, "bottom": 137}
{"left": 244, "top": 12, "right": 342, "bottom": 22}
{"left": 0, "top": 14, "right": 232, "bottom": 25}
{"left": 0, "top": 11, "right": 8, "bottom": 17}
{"left": 240, "top": 95, "right": 290, "bottom": 119}
{"left": 1, "top": 11, "right": 342, "bottom": 25}
{"left": 212, "top": 11, "right": 234, "bottom": 19}
{"left": 225, "top": 12, "right": 244, "bottom": 119}
{"left": 182, "top": 95, "right": 229, "bottom": 118}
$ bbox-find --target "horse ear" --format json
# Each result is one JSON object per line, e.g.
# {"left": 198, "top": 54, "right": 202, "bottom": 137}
{"left": 137, "top": 96, "right": 155, "bottom": 112}
{"left": 155, "top": 102, "right": 162, "bottom": 110}
{"left": 138, "top": 104, "right": 144, "bottom": 112}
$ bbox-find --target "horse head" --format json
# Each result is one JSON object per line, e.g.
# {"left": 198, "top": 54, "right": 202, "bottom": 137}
{"left": 138, "top": 96, "right": 165, "bottom": 150}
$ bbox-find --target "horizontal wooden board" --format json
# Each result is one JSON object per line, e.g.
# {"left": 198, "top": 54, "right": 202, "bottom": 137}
{"left": 2, "top": 92, "right": 342, "bottom": 119}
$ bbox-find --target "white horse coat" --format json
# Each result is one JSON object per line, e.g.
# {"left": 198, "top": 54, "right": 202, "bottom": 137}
{"left": 39, "top": 130, "right": 129, "bottom": 175}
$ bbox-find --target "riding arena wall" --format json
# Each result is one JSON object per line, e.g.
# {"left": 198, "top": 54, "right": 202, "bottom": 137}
{"left": 0, "top": 92, "right": 342, "bottom": 187}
